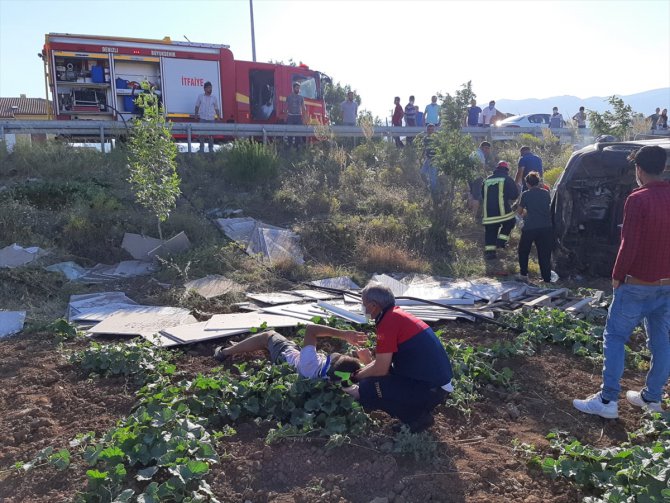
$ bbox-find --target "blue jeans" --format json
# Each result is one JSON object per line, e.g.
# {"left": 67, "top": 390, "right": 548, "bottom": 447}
{"left": 601, "top": 284, "right": 670, "bottom": 402}
{"left": 420, "top": 159, "right": 438, "bottom": 197}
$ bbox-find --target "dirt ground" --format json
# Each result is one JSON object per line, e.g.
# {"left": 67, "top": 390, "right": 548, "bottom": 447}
{"left": 0, "top": 319, "right": 653, "bottom": 503}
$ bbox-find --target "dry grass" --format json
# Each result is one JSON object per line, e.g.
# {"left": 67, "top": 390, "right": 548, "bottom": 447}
{"left": 357, "top": 242, "right": 431, "bottom": 274}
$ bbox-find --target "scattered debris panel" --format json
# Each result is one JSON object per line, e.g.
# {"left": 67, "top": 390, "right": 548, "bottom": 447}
{"left": 316, "top": 301, "right": 368, "bottom": 324}
{"left": 156, "top": 322, "right": 247, "bottom": 346}
{"left": 184, "top": 275, "right": 241, "bottom": 299}
{"left": 112, "top": 260, "right": 158, "bottom": 277}
{"left": 0, "top": 243, "right": 47, "bottom": 269}
{"left": 248, "top": 226, "right": 304, "bottom": 265}
{"left": 70, "top": 260, "right": 159, "bottom": 283}
{"left": 45, "top": 261, "right": 88, "bottom": 280}
{"left": 309, "top": 276, "right": 360, "bottom": 290}
{"left": 0, "top": 311, "right": 26, "bottom": 337}
{"left": 88, "top": 312, "right": 198, "bottom": 337}
{"left": 246, "top": 292, "right": 306, "bottom": 305}
{"left": 370, "top": 274, "right": 409, "bottom": 296}
{"left": 205, "top": 312, "right": 311, "bottom": 331}
{"left": 147, "top": 231, "right": 191, "bottom": 259}
{"left": 216, "top": 217, "right": 304, "bottom": 264}
{"left": 121, "top": 233, "right": 164, "bottom": 261}
{"left": 259, "top": 302, "right": 328, "bottom": 321}
{"left": 72, "top": 306, "right": 192, "bottom": 325}
{"left": 67, "top": 292, "right": 138, "bottom": 322}
{"left": 289, "top": 289, "right": 339, "bottom": 301}
{"left": 141, "top": 332, "right": 183, "bottom": 348}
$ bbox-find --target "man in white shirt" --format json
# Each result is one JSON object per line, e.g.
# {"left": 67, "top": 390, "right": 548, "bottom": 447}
{"left": 340, "top": 91, "right": 358, "bottom": 126}
{"left": 194, "top": 81, "right": 221, "bottom": 153}
{"left": 214, "top": 326, "right": 368, "bottom": 380}
{"left": 481, "top": 100, "right": 498, "bottom": 127}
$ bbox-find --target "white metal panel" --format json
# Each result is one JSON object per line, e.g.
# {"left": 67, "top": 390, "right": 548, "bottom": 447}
{"left": 47, "top": 34, "right": 226, "bottom": 53}
{"left": 161, "top": 58, "right": 221, "bottom": 115}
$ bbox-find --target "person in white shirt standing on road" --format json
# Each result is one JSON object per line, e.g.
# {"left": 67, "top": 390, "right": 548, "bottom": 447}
{"left": 341, "top": 91, "right": 358, "bottom": 126}
{"left": 481, "top": 100, "right": 498, "bottom": 127}
{"left": 194, "top": 81, "right": 221, "bottom": 154}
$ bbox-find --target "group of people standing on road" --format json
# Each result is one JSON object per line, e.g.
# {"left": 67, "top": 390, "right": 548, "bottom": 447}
{"left": 392, "top": 95, "right": 441, "bottom": 147}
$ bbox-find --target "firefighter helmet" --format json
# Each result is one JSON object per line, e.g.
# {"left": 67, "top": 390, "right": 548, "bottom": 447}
{"left": 497, "top": 161, "right": 510, "bottom": 170}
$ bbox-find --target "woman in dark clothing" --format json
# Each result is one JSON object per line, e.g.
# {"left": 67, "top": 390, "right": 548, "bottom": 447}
{"left": 517, "top": 171, "right": 553, "bottom": 282}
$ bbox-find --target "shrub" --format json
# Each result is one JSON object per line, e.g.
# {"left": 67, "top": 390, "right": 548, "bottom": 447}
{"left": 0, "top": 197, "right": 40, "bottom": 246}
{"left": 543, "top": 166, "right": 564, "bottom": 187}
{"left": 225, "top": 139, "right": 279, "bottom": 187}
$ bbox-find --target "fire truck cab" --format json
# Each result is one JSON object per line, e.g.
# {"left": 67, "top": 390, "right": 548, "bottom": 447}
{"left": 42, "top": 33, "right": 327, "bottom": 125}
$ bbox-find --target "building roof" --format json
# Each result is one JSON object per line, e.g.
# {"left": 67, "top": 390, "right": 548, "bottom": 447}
{"left": 0, "top": 97, "right": 52, "bottom": 118}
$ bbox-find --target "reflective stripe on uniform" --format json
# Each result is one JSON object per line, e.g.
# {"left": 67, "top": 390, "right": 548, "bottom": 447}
{"left": 498, "top": 234, "right": 510, "bottom": 241}
{"left": 485, "top": 245, "right": 497, "bottom": 251}
{"left": 482, "top": 213, "right": 515, "bottom": 224}
{"left": 482, "top": 177, "right": 513, "bottom": 224}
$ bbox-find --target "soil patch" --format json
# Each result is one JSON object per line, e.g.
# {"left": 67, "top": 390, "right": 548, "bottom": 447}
{"left": 0, "top": 326, "right": 650, "bottom": 503}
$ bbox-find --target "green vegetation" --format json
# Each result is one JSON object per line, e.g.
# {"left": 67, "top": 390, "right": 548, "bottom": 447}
{"left": 224, "top": 138, "right": 279, "bottom": 186}
{"left": 72, "top": 340, "right": 176, "bottom": 384}
{"left": 587, "top": 95, "right": 636, "bottom": 141}
{"left": 537, "top": 413, "right": 670, "bottom": 502}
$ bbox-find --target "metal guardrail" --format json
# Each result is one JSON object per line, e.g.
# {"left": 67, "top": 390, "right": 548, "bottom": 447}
{"left": 0, "top": 120, "right": 603, "bottom": 151}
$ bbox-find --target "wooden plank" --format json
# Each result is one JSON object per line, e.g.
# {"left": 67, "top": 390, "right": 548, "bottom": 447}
{"left": 565, "top": 297, "right": 595, "bottom": 314}
{"left": 522, "top": 288, "right": 569, "bottom": 308}
{"left": 557, "top": 299, "right": 582, "bottom": 310}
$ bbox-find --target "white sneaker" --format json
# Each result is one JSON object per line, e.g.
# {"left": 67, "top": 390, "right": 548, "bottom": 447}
{"left": 573, "top": 392, "right": 618, "bottom": 419}
{"left": 625, "top": 390, "right": 663, "bottom": 413}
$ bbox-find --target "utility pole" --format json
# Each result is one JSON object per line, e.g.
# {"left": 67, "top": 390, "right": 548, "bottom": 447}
{"left": 249, "top": 0, "right": 257, "bottom": 62}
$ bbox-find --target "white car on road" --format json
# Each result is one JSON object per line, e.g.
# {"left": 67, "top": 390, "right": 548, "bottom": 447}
{"left": 495, "top": 113, "right": 550, "bottom": 128}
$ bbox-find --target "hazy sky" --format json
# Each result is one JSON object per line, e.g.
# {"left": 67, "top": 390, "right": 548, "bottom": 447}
{"left": 1, "top": 0, "right": 669, "bottom": 120}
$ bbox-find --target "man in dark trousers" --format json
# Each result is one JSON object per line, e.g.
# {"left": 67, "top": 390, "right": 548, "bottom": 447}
{"left": 404, "top": 95, "right": 417, "bottom": 145}
{"left": 284, "top": 82, "right": 306, "bottom": 147}
{"left": 346, "top": 282, "right": 454, "bottom": 432}
{"left": 573, "top": 145, "right": 670, "bottom": 418}
{"left": 392, "top": 96, "right": 404, "bottom": 147}
{"left": 481, "top": 161, "right": 519, "bottom": 259}
{"left": 517, "top": 171, "right": 552, "bottom": 282}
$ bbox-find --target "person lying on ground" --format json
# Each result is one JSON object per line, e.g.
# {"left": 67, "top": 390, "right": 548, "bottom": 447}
{"left": 346, "top": 282, "right": 455, "bottom": 432}
{"left": 213, "top": 325, "right": 367, "bottom": 381}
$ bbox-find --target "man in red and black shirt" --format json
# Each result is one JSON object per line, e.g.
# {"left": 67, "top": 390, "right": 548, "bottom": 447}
{"left": 574, "top": 145, "right": 670, "bottom": 419}
{"left": 350, "top": 282, "right": 454, "bottom": 431}
{"left": 392, "top": 96, "right": 404, "bottom": 148}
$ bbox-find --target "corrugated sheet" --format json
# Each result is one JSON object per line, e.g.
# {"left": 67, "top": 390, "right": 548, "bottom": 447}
{"left": 0, "top": 97, "right": 53, "bottom": 118}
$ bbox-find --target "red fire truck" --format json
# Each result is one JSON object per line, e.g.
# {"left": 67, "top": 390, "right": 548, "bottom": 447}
{"left": 41, "top": 33, "right": 328, "bottom": 125}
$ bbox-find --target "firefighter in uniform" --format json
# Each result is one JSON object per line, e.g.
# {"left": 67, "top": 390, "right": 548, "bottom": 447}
{"left": 481, "top": 161, "right": 520, "bottom": 259}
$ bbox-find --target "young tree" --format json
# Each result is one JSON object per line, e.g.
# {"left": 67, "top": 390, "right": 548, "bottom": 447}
{"left": 429, "top": 82, "right": 479, "bottom": 227}
{"left": 438, "top": 81, "right": 476, "bottom": 130}
{"left": 587, "top": 95, "right": 635, "bottom": 140}
{"left": 127, "top": 82, "right": 181, "bottom": 240}
{"left": 431, "top": 128, "right": 478, "bottom": 227}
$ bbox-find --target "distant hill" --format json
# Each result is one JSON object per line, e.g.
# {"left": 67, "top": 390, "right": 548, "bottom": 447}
{"left": 495, "top": 88, "right": 670, "bottom": 117}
